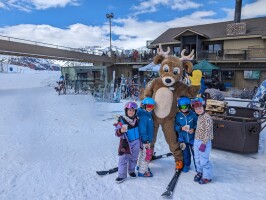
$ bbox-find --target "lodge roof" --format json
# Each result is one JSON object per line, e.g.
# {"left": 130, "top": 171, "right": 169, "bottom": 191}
{"left": 151, "top": 17, "right": 266, "bottom": 45}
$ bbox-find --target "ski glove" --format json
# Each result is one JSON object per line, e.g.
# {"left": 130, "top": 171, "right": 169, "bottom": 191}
{"left": 180, "top": 143, "right": 186, "bottom": 151}
{"left": 145, "top": 148, "right": 153, "bottom": 162}
{"left": 199, "top": 143, "right": 206, "bottom": 152}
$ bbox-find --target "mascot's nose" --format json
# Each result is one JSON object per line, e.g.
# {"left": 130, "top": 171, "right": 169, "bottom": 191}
{"left": 165, "top": 78, "right": 172, "bottom": 84}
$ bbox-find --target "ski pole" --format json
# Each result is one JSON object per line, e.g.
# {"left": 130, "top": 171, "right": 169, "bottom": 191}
{"left": 189, "top": 144, "right": 197, "bottom": 172}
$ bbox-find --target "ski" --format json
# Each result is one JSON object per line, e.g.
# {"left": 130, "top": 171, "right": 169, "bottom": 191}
{"left": 152, "top": 152, "right": 172, "bottom": 160}
{"left": 161, "top": 170, "right": 182, "bottom": 198}
{"left": 96, "top": 167, "right": 118, "bottom": 176}
{"left": 96, "top": 152, "right": 173, "bottom": 176}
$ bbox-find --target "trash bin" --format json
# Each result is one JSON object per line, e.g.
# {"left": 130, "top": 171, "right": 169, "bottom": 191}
{"left": 212, "top": 115, "right": 261, "bottom": 153}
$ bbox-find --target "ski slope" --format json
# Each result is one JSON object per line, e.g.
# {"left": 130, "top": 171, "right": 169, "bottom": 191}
{"left": 0, "top": 70, "right": 265, "bottom": 200}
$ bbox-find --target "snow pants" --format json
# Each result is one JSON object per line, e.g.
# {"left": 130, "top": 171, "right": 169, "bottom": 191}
{"left": 137, "top": 145, "right": 149, "bottom": 174}
{"left": 118, "top": 139, "right": 140, "bottom": 178}
{"left": 194, "top": 139, "right": 213, "bottom": 179}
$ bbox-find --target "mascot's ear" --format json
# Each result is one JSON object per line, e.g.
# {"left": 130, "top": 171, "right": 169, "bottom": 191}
{"left": 183, "top": 61, "right": 193, "bottom": 73}
{"left": 153, "top": 55, "right": 164, "bottom": 65}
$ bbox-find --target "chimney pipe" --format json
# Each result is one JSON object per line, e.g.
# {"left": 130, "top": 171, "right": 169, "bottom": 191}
{"left": 234, "top": 0, "right": 242, "bottom": 23}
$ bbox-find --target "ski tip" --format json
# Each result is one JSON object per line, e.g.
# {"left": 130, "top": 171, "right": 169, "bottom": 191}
{"left": 161, "top": 191, "right": 173, "bottom": 198}
{"left": 96, "top": 171, "right": 108, "bottom": 176}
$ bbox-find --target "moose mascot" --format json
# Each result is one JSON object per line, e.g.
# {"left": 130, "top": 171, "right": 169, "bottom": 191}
{"left": 144, "top": 44, "right": 202, "bottom": 170}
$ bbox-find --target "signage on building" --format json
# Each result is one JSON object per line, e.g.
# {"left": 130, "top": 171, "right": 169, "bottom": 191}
{"left": 226, "top": 22, "right": 247, "bottom": 36}
{"left": 244, "top": 70, "right": 260, "bottom": 80}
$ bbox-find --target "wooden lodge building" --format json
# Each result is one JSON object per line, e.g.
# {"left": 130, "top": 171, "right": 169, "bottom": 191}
{"left": 112, "top": 16, "right": 266, "bottom": 91}
{"left": 146, "top": 16, "right": 266, "bottom": 90}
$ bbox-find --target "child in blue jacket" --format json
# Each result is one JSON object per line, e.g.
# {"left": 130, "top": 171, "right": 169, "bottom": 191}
{"left": 137, "top": 97, "right": 156, "bottom": 177}
{"left": 175, "top": 97, "right": 198, "bottom": 173}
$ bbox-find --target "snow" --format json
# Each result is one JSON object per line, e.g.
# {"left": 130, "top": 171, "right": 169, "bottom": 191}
{"left": 0, "top": 71, "right": 266, "bottom": 200}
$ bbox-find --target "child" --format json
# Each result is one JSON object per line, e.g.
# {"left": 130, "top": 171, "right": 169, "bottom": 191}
{"left": 114, "top": 101, "right": 140, "bottom": 183}
{"left": 137, "top": 97, "right": 156, "bottom": 177}
{"left": 191, "top": 97, "right": 213, "bottom": 184}
{"left": 175, "top": 97, "right": 198, "bottom": 173}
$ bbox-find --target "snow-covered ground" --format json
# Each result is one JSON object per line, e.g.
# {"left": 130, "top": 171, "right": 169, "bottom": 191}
{"left": 0, "top": 70, "right": 266, "bottom": 200}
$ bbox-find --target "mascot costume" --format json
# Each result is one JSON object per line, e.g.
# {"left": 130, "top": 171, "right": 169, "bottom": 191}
{"left": 144, "top": 44, "right": 202, "bottom": 170}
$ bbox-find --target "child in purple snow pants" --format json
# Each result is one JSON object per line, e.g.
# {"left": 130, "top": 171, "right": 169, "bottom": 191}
{"left": 114, "top": 101, "right": 140, "bottom": 183}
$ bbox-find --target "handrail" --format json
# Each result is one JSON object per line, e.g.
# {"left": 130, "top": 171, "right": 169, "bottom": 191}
{"left": 0, "top": 34, "right": 105, "bottom": 55}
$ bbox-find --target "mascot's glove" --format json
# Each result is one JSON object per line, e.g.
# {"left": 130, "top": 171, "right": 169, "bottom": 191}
{"left": 189, "top": 70, "right": 202, "bottom": 86}
{"left": 180, "top": 143, "right": 186, "bottom": 151}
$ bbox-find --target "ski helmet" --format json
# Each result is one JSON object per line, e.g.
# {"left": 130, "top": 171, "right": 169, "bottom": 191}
{"left": 141, "top": 97, "right": 156, "bottom": 105}
{"left": 177, "top": 97, "right": 191, "bottom": 109}
{"left": 191, "top": 97, "right": 205, "bottom": 108}
{"left": 124, "top": 101, "right": 138, "bottom": 117}
{"left": 141, "top": 97, "right": 156, "bottom": 110}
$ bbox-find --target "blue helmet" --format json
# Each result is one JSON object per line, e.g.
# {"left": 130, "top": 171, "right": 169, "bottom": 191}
{"left": 177, "top": 97, "right": 191, "bottom": 110}
{"left": 177, "top": 97, "right": 191, "bottom": 106}
{"left": 141, "top": 97, "right": 156, "bottom": 105}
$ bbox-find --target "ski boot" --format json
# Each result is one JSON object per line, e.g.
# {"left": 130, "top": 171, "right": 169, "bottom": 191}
{"left": 182, "top": 165, "right": 190, "bottom": 173}
{"left": 136, "top": 166, "right": 151, "bottom": 172}
{"left": 194, "top": 172, "right": 203, "bottom": 182}
{"left": 129, "top": 172, "right": 137, "bottom": 179}
{"left": 115, "top": 177, "right": 126, "bottom": 183}
{"left": 199, "top": 178, "right": 212, "bottom": 184}
{"left": 138, "top": 171, "right": 153, "bottom": 177}
{"left": 175, "top": 160, "right": 183, "bottom": 171}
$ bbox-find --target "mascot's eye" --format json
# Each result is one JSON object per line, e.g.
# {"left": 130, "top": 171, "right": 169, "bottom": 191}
{"left": 163, "top": 65, "right": 169, "bottom": 72}
{"left": 173, "top": 67, "right": 180, "bottom": 75}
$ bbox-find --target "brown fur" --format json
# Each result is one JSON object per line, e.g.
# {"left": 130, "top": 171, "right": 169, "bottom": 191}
{"left": 144, "top": 55, "right": 200, "bottom": 162}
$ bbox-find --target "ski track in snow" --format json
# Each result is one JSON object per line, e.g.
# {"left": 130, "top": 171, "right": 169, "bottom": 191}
{"left": 0, "top": 71, "right": 266, "bottom": 200}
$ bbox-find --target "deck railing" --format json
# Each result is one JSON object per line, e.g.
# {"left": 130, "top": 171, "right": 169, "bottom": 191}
{"left": 195, "top": 49, "right": 266, "bottom": 61}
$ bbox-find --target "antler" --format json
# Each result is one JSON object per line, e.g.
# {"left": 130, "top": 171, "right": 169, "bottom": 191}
{"left": 180, "top": 49, "right": 194, "bottom": 61}
{"left": 157, "top": 44, "right": 170, "bottom": 58}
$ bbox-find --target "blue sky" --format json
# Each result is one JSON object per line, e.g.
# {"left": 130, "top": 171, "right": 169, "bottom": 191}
{"left": 0, "top": 0, "right": 266, "bottom": 49}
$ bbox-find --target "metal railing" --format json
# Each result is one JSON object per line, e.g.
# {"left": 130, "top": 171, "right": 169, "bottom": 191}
{"left": 0, "top": 34, "right": 105, "bottom": 56}
{"left": 196, "top": 48, "right": 266, "bottom": 61}
{"left": 113, "top": 48, "right": 266, "bottom": 63}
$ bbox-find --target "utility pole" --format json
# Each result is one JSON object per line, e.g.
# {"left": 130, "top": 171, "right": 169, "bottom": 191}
{"left": 106, "top": 13, "right": 114, "bottom": 57}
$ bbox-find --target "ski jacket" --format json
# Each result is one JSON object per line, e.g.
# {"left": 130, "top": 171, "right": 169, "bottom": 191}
{"left": 195, "top": 112, "right": 213, "bottom": 144}
{"left": 136, "top": 108, "right": 154, "bottom": 144}
{"left": 114, "top": 116, "right": 140, "bottom": 155}
{"left": 175, "top": 110, "right": 198, "bottom": 144}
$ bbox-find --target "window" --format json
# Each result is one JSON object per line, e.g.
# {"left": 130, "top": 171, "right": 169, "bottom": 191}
{"left": 222, "top": 70, "right": 235, "bottom": 80}
{"left": 208, "top": 43, "right": 222, "bottom": 53}
{"left": 203, "top": 43, "right": 222, "bottom": 53}
{"left": 173, "top": 46, "right": 180, "bottom": 56}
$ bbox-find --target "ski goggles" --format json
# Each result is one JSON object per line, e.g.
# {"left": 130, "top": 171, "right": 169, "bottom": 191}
{"left": 191, "top": 98, "right": 205, "bottom": 108}
{"left": 179, "top": 105, "right": 189, "bottom": 109}
{"left": 146, "top": 104, "right": 155, "bottom": 110}
{"left": 125, "top": 102, "right": 138, "bottom": 110}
